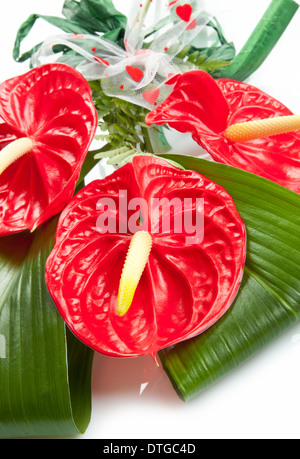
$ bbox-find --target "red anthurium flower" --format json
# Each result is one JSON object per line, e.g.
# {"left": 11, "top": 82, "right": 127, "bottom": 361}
{"left": 145, "top": 70, "right": 300, "bottom": 193}
{"left": 45, "top": 156, "right": 246, "bottom": 360}
{"left": 0, "top": 63, "right": 98, "bottom": 235}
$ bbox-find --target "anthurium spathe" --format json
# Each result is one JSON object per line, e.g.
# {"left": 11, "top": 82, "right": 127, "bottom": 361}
{"left": 45, "top": 156, "right": 246, "bottom": 360}
{"left": 0, "top": 63, "right": 98, "bottom": 236}
{"left": 145, "top": 70, "right": 300, "bottom": 193}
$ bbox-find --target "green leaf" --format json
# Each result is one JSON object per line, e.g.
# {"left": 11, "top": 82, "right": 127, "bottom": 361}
{"left": 189, "top": 46, "right": 235, "bottom": 77}
{"left": 220, "top": 0, "right": 299, "bottom": 81}
{"left": 158, "top": 155, "right": 300, "bottom": 401}
{"left": 182, "top": 17, "right": 236, "bottom": 78}
{"left": 0, "top": 218, "right": 94, "bottom": 438}
{"left": 13, "top": 0, "right": 127, "bottom": 63}
{"left": 62, "top": 0, "right": 127, "bottom": 33}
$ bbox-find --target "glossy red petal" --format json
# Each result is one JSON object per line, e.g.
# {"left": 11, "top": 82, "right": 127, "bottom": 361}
{"left": 133, "top": 156, "right": 246, "bottom": 345}
{"left": 145, "top": 69, "right": 229, "bottom": 137}
{"left": 214, "top": 79, "right": 300, "bottom": 193}
{"left": 45, "top": 157, "right": 246, "bottom": 358}
{"left": 146, "top": 70, "right": 300, "bottom": 193}
{"left": 46, "top": 164, "right": 148, "bottom": 357}
{"left": 0, "top": 64, "right": 98, "bottom": 235}
{"left": 0, "top": 119, "right": 21, "bottom": 147}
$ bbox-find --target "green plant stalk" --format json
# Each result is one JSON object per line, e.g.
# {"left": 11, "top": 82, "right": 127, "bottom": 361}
{"left": 141, "top": 125, "right": 155, "bottom": 154}
{"left": 134, "top": 0, "right": 152, "bottom": 29}
{"left": 221, "top": 0, "right": 299, "bottom": 81}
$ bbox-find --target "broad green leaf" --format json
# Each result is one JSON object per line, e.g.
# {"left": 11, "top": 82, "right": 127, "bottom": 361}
{"left": 0, "top": 218, "right": 94, "bottom": 438}
{"left": 159, "top": 155, "right": 300, "bottom": 401}
{"left": 220, "top": 0, "right": 299, "bottom": 81}
{"left": 13, "top": 0, "right": 127, "bottom": 63}
{"left": 13, "top": 14, "right": 93, "bottom": 63}
{"left": 62, "top": 0, "right": 127, "bottom": 33}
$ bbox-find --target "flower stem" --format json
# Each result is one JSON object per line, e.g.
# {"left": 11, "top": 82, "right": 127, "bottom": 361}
{"left": 136, "top": 0, "right": 152, "bottom": 26}
{"left": 221, "top": 0, "right": 299, "bottom": 81}
{"left": 141, "top": 125, "right": 155, "bottom": 154}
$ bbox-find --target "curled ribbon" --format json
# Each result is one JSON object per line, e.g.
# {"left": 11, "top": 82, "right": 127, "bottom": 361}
{"left": 30, "top": 0, "right": 211, "bottom": 109}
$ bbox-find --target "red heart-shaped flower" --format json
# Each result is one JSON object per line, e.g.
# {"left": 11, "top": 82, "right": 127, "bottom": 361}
{"left": 146, "top": 70, "right": 300, "bottom": 193}
{"left": 45, "top": 156, "right": 246, "bottom": 359}
{"left": 0, "top": 63, "right": 98, "bottom": 235}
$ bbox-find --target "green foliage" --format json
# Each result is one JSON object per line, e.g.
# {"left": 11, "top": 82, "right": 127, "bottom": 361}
{"left": 13, "top": 0, "right": 127, "bottom": 63}
{"left": 0, "top": 218, "right": 94, "bottom": 438}
{"left": 62, "top": 0, "right": 127, "bottom": 34}
{"left": 180, "top": 18, "right": 236, "bottom": 78}
{"left": 89, "top": 80, "right": 172, "bottom": 165}
{"left": 13, "top": 0, "right": 235, "bottom": 78}
{"left": 159, "top": 155, "right": 300, "bottom": 401}
{"left": 90, "top": 80, "right": 148, "bottom": 149}
{"left": 220, "top": 0, "right": 299, "bottom": 81}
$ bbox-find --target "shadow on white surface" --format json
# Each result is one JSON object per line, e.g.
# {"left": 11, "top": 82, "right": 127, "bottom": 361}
{"left": 83, "top": 321, "right": 300, "bottom": 440}
{"left": 91, "top": 352, "right": 182, "bottom": 406}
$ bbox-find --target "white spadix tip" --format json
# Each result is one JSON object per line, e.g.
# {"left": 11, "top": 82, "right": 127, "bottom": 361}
{"left": 117, "top": 231, "right": 153, "bottom": 317}
{"left": 0, "top": 137, "right": 34, "bottom": 175}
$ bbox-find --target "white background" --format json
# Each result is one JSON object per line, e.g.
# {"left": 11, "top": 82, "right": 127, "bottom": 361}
{"left": 0, "top": 0, "right": 299, "bottom": 440}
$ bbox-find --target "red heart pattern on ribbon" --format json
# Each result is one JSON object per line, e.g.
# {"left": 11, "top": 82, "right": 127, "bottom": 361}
{"left": 176, "top": 4, "right": 193, "bottom": 22}
{"left": 142, "top": 87, "right": 160, "bottom": 105}
{"left": 126, "top": 65, "right": 144, "bottom": 82}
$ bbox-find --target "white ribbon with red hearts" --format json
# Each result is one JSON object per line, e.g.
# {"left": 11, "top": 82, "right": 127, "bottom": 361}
{"left": 30, "top": 0, "right": 211, "bottom": 109}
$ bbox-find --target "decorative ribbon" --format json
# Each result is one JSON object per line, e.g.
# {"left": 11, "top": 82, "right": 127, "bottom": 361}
{"left": 30, "top": 0, "right": 211, "bottom": 109}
